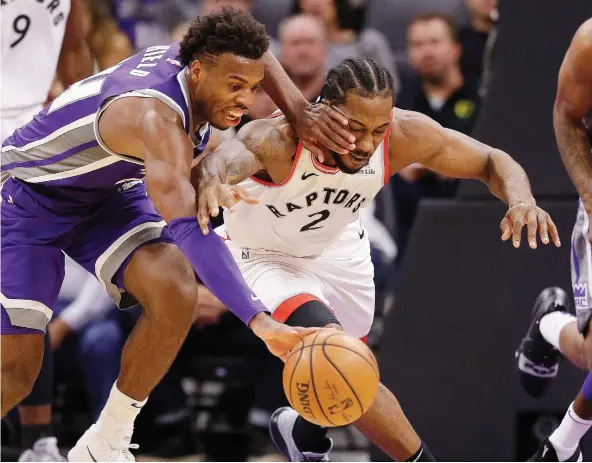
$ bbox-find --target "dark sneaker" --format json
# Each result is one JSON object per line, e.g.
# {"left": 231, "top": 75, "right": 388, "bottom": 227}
{"left": 515, "top": 287, "right": 573, "bottom": 398}
{"left": 528, "top": 437, "right": 582, "bottom": 462}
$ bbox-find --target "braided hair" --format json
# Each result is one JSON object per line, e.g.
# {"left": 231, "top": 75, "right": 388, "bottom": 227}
{"left": 179, "top": 6, "right": 270, "bottom": 66}
{"left": 320, "top": 57, "right": 395, "bottom": 106}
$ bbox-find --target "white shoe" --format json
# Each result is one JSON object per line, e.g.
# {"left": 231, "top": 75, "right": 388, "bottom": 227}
{"left": 19, "top": 437, "right": 66, "bottom": 462}
{"left": 67, "top": 424, "right": 138, "bottom": 462}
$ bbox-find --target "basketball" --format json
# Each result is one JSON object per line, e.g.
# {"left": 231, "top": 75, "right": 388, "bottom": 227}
{"left": 282, "top": 328, "right": 380, "bottom": 427}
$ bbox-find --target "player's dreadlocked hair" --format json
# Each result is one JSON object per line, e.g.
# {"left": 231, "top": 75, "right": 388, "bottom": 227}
{"left": 179, "top": 6, "right": 270, "bottom": 66}
{"left": 320, "top": 57, "right": 395, "bottom": 106}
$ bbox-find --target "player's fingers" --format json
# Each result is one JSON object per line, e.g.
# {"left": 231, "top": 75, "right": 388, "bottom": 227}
{"left": 511, "top": 210, "right": 525, "bottom": 248}
{"left": 291, "top": 326, "right": 321, "bottom": 337}
{"left": 206, "top": 189, "right": 220, "bottom": 216}
{"left": 321, "top": 105, "right": 350, "bottom": 127}
{"left": 232, "top": 185, "right": 259, "bottom": 204}
{"left": 537, "top": 212, "right": 549, "bottom": 245}
{"left": 526, "top": 208, "right": 538, "bottom": 249}
{"left": 320, "top": 114, "right": 356, "bottom": 151}
{"left": 500, "top": 216, "right": 511, "bottom": 241}
{"left": 197, "top": 194, "right": 210, "bottom": 235}
{"left": 301, "top": 141, "right": 324, "bottom": 162}
{"left": 217, "top": 186, "right": 235, "bottom": 211}
{"left": 547, "top": 215, "right": 561, "bottom": 247}
{"left": 312, "top": 120, "right": 350, "bottom": 155}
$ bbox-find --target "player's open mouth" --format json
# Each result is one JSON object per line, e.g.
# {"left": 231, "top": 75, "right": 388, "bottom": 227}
{"left": 225, "top": 109, "right": 247, "bottom": 126}
{"left": 351, "top": 152, "right": 369, "bottom": 163}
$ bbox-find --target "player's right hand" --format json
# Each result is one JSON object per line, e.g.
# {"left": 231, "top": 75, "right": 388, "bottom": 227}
{"left": 196, "top": 178, "right": 258, "bottom": 234}
{"left": 249, "top": 313, "right": 319, "bottom": 361}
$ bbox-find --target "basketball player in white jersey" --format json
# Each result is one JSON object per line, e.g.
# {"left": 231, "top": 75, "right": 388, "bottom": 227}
{"left": 1, "top": 1, "right": 93, "bottom": 460}
{"left": 1, "top": 0, "right": 93, "bottom": 141}
{"left": 194, "top": 57, "right": 561, "bottom": 462}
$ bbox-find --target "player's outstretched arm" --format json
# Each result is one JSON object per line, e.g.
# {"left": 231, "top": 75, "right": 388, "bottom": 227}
{"left": 554, "top": 20, "right": 592, "bottom": 222}
{"left": 261, "top": 51, "right": 356, "bottom": 158}
{"left": 57, "top": 0, "right": 94, "bottom": 86}
{"left": 98, "top": 98, "right": 315, "bottom": 358}
{"left": 390, "top": 109, "right": 560, "bottom": 249}
{"left": 193, "top": 117, "right": 294, "bottom": 232}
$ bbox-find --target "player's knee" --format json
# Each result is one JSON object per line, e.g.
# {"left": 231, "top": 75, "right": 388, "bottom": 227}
{"left": 1, "top": 336, "right": 44, "bottom": 399}
{"left": 127, "top": 244, "right": 198, "bottom": 327}
{"left": 282, "top": 297, "right": 341, "bottom": 329}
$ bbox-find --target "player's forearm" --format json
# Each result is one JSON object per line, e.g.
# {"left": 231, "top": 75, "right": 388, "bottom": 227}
{"left": 198, "top": 139, "right": 263, "bottom": 186}
{"left": 148, "top": 173, "right": 267, "bottom": 326}
{"left": 483, "top": 150, "right": 536, "bottom": 206}
{"left": 554, "top": 108, "right": 592, "bottom": 209}
{"left": 261, "top": 51, "right": 309, "bottom": 125}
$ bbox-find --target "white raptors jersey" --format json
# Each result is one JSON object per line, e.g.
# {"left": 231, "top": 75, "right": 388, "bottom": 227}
{"left": 223, "top": 134, "right": 390, "bottom": 257}
{"left": 1, "top": 0, "right": 71, "bottom": 134}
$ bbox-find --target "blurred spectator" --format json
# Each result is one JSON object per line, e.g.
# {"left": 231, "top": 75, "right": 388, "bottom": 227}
{"left": 393, "top": 13, "right": 481, "bottom": 267}
{"left": 279, "top": 14, "right": 328, "bottom": 101}
{"left": 292, "top": 0, "right": 399, "bottom": 90}
{"left": 459, "top": 0, "right": 498, "bottom": 85}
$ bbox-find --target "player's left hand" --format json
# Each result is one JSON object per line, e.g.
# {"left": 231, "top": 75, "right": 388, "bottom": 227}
{"left": 249, "top": 313, "right": 319, "bottom": 361}
{"left": 500, "top": 203, "right": 561, "bottom": 249}
{"left": 293, "top": 103, "right": 356, "bottom": 161}
{"left": 196, "top": 181, "right": 258, "bottom": 234}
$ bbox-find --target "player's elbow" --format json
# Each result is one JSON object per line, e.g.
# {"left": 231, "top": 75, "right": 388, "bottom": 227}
{"left": 146, "top": 174, "right": 196, "bottom": 223}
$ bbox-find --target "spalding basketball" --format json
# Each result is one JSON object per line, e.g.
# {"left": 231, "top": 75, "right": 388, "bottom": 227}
{"left": 283, "top": 328, "right": 379, "bottom": 427}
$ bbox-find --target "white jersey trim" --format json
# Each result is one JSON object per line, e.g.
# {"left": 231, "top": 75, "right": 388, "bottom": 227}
{"left": 0, "top": 294, "right": 53, "bottom": 320}
{"left": 25, "top": 156, "right": 121, "bottom": 183}
{"left": 249, "top": 141, "right": 304, "bottom": 187}
{"left": 94, "top": 220, "right": 168, "bottom": 291}
{"left": 1, "top": 114, "right": 96, "bottom": 153}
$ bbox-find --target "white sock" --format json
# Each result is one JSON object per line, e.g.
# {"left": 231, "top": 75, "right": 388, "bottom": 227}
{"left": 539, "top": 312, "right": 576, "bottom": 352}
{"left": 549, "top": 402, "right": 592, "bottom": 460}
{"left": 95, "top": 383, "right": 147, "bottom": 441}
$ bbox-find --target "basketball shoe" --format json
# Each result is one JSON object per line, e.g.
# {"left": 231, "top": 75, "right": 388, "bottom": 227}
{"left": 515, "top": 287, "right": 573, "bottom": 398}
{"left": 269, "top": 407, "right": 332, "bottom": 462}
{"left": 67, "top": 424, "right": 138, "bottom": 462}
{"left": 528, "top": 437, "right": 582, "bottom": 462}
{"left": 18, "top": 437, "right": 66, "bottom": 462}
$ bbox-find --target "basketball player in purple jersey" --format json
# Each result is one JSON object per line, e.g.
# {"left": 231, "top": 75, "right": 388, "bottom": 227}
{"left": 0, "top": 8, "right": 356, "bottom": 461}
{"left": 516, "top": 18, "right": 592, "bottom": 462}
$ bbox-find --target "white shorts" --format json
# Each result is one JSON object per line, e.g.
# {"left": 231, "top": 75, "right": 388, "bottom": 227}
{"left": 217, "top": 223, "right": 375, "bottom": 339}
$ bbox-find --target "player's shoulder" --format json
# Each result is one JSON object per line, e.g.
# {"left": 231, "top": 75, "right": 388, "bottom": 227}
{"left": 236, "top": 115, "right": 297, "bottom": 160}
{"left": 571, "top": 19, "right": 592, "bottom": 62}
{"left": 390, "top": 108, "right": 448, "bottom": 149}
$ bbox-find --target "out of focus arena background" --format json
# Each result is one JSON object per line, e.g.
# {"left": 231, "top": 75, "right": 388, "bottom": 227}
{"left": 2, "top": 0, "right": 592, "bottom": 460}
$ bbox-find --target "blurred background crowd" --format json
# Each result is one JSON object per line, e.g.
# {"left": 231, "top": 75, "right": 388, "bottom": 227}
{"left": 1, "top": 0, "right": 500, "bottom": 460}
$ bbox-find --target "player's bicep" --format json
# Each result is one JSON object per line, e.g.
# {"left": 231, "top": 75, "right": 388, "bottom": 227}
{"left": 421, "top": 129, "right": 491, "bottom": 180}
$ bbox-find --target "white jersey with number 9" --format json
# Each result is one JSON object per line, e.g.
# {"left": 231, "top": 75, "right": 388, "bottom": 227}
{"left": 1, "top": 0, "right": 71, "bottom": 140}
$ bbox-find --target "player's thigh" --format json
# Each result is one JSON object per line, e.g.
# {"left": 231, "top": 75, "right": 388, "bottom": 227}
{"left": 315, "top": 251, "right": 375, "bottom": 340}
{"left": 1, "top": 184, "right": 65, "bottom": 333}
{"left": 65, "top": 182, "right": 188, "bottom": 311}
{"left": 225, "top": 242, "right": 333, "bottom": 323}
{"left": 572, "top": 201, "right": 592, "bottom": 333}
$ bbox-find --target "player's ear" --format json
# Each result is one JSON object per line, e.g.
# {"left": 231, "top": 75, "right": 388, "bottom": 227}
{"left": 189, "top": 60, "right": 203, "bottom": 84}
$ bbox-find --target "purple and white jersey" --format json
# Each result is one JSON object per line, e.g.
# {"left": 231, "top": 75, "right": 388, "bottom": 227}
{"left": 1, "top": 43, "right": 211, "bottom": 209}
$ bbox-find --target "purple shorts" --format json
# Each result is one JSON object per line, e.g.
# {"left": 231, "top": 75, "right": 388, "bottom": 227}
{"left": 1, "top": 178, "right": 174, "bottom": 335}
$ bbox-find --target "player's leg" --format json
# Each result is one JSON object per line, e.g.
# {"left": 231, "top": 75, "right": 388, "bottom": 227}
{"left": 1, "top": 191, "right": 66, "bottom": 418}
{"left": 17, "top": 333, "right": 66, "bottom": 462}
{"left": 66, "top": 184, "right": 198, "bottom": 461}
{"left": 517, "top": 203, "right": 592, "bottom": 396}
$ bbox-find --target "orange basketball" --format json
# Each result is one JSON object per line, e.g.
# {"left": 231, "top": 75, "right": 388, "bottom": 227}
{"left": 283, "top": 328, "right": 379, "bottom": 427}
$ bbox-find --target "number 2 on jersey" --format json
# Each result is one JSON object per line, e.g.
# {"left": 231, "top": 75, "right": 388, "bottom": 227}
{"left": 10, "top": 15, "right": 31, "bottom": 48}
{"left": 300, "top": 210, "right": 330, "bottom": 232}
